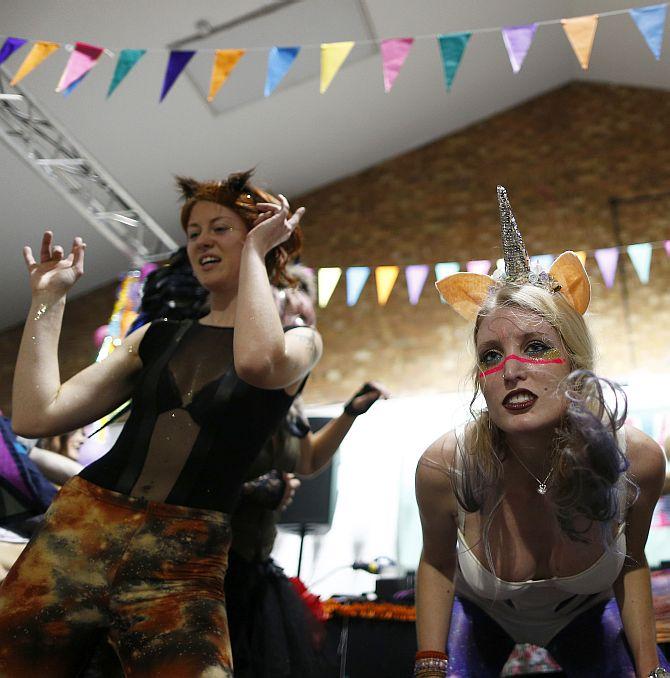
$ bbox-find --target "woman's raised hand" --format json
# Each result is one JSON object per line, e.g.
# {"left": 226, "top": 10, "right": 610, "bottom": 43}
{"left": 23, "top": 231, "right": 86, "bottom": 297}
{"left": 246, "top": 194, "right": 304, "bottom": 255}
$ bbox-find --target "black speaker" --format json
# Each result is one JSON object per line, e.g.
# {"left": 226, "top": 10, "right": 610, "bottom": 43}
{"left": 277, "top": 417, "right": 339, "bottom": 535}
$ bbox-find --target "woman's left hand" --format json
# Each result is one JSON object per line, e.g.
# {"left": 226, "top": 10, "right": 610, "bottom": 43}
{"left": 246, "top": 194, "right": 304, "bottom": 255}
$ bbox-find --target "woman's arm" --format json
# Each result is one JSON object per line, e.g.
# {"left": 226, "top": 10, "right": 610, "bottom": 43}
{"left": 234, "top": 196, "right": 322, "bottom": 390}
{"left": 415, "top": 432, "right": 460, "bottom": 654}
{"left": 295, "top": 382, "right": 390, "bottom": 476}
{"left": 12, "top": 232, "right": 147, "bottom": 437}
{"left": 614, "top": 426, "right": 666, "bottom": 678}
{"left": 28, "top": 447, "right": 83, "bottom": 485}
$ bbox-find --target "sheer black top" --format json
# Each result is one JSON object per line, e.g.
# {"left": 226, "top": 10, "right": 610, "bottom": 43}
{"left": 81, "top": 320, "right": 301, "bottom": 513}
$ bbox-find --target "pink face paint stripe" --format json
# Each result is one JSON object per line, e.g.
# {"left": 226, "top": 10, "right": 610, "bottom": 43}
{"left": 479, "top": 353, "right": 565, "bottom": 378}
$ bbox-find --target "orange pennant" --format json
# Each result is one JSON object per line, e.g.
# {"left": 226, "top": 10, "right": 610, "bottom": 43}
{"left": 11, "top": 41, "right": 59, "bottom": 85}
{"left": 375, "top": 266, "right": 399, "bottom": 306}
{"left": 208, "top": 49, "right": 245, "bottom": 102}
{"left": 561, "top": 15, "right": 599, "bottom": 69}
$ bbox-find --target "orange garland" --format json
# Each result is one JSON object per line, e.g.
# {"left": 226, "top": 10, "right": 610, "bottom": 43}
{"left": 321, "top": 599, "right": 416, "bottom": 622}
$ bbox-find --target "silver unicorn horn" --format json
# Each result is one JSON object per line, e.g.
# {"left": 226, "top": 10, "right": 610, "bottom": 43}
{"left": 497, "top": 186, "right": 530, "bottom": 281}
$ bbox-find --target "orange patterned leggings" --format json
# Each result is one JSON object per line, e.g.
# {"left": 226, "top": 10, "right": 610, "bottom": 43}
{"left": 0, "top": 476, "right": 233, "bottom": 677}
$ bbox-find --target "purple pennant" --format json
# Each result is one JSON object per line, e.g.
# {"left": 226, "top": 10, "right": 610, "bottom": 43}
{"left": 466, "top": 259, "right": 492, "bottom": 275}
{"left": 0, "top": 37, "right": 27, "bottom": 66}
{"left": 501, "top": 24, "right": 537, "bottom": 73}
{"left": 160, "top": 50, "right": 196, "bottom": 102}
{"left": 406, "top": 264, "right": 429, "bottom": 305}
{"left": 594, "top": 247, "right": 619, "bottom": 288}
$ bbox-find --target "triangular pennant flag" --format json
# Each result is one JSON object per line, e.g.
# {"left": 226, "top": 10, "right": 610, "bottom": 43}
{"left": 381, "top": 38, "right": 413, "bottom": 93}
{"left": 530, "top": 254, "right": 554, "bottom": 271}
{"left": 437, "top": 33, "right": 472, "bottom": 90}
{"left": 56, "top": 42, "right": 104, "bottom": 93}
{"left": 665, "top": 241, "right": 670, "bottom": 257}
{"left": 346, "top": 266, "right": 370, "bottom": 306}
{"left": 11, "top": 41, "right": 59, "bottom": 86}
{"left": 320, "top": 41, "right": 354, "bottom": 94}
{"left": 107, "top": 49, "right": 146, "bottom": 97}
{"left": 375, "top": 266, "right": 400, "bottom": 306}
{"left": 574, "top": 250, "right": 587, "bottom": 267}
{"left": 501, "top": 24, "right": 537, "bottom": 73}
{"left": 0, "top": 38, "right": 27, "bottom": 66}
{"left": 208, "top": 49, "right": 245, "bottom": 102}
{"left": 435, "top": 262, "right": 460, "bottom": 303}
{"left": 406, "top": 264, "right": 429, "bottom": 305}
{"left": 627, "top": 242, "right": 653, "bottom": 284}
{"left": 629, "top": 4, "right": 667, "bottom": 60}
{"left": 467, "top": 259, "right": 492, "bottom": 275}
{"left": 265, "top": 46, "right": 300, "bottom": 97}
{"left": 594, "top": 247, "right": 619, "bottom": 288}
{"left": 160, "top": 50, "right": 196, "bottom": 102}
{"left": 561, "top": 15, "right": 599, "bottom": 70}
{"left": 317, "top": 267, "right": 342, "bottom": 308}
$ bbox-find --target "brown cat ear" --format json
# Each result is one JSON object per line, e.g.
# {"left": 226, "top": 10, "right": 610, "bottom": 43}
{"left": 226, "top": 169, "right": 255, "bottom": 194}
{"left": 175, "top": 176, "right": 199, "bottom": 200}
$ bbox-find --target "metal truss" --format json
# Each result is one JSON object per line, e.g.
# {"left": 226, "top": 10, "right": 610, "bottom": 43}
{"left": 0, "top": 66, "right": 177, "bottom": 267}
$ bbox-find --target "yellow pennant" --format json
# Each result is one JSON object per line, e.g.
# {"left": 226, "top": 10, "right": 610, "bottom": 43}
{"left": 208, "top": 49, "right": 246, "bottom": 102}
{"left": 320, "top": 41, "right": 354, "bottom": 93}
{"left": 574, "top": 250, "right": 587, "bottom": 267}
{"left": 561, "top": 15, "right": 599, "bottom": 70}
{"left": 317, "top": 267, "right": 342, "bottom": 308}
{"left": 11, "top": 41, "right": 60, "bottom": 86}
{"left": 375, "top": 266, "right": 399, "bottom": 306}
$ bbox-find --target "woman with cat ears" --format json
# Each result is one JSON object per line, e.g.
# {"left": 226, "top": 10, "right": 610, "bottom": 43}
{"left": 414, "top": 187, "right": 668, "bottom": 678}
{"left": 3, "top": 170, "right": 321, "bottom": 677}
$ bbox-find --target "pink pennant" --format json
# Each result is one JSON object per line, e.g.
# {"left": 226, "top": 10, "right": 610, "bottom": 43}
{"left": 594, "top": 247, "right": 619, "bottom": 288}
{"left": 56, "top": 42, "right": 104, "bottom": 93}
{"left": 466, "top": 259, "right": 492, "bottom": 275}
{"left": 381, "top": 38, "right": 414, "bottom": 93}
{"left": 665, "top": 240, "right": 670, "bottom": 257}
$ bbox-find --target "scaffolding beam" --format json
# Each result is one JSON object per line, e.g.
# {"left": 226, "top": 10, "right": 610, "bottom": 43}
{"left": 0, "top": 67, "right": 178, "bottom": 267}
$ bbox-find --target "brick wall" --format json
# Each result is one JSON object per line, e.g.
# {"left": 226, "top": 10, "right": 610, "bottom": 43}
{"left": 1, "top": 81, "right": 669, "bottom": 414}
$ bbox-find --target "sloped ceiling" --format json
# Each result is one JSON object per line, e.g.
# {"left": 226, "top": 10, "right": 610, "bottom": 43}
{"left": 0, "top": 0, "right": 667, "bottom": 331}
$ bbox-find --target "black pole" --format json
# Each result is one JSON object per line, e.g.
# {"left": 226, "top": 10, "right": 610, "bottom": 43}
{"left": 297, "top": 523, "right": 307, "bottom": 578}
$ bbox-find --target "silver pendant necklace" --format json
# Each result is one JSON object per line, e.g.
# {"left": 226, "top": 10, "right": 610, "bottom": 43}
{"left": 511, "top": 451, "right": 554, "bottom": 495}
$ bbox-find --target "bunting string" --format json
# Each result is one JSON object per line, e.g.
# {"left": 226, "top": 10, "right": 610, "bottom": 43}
{"left": 0, "top": 2, "right": 666, "bottom": 100}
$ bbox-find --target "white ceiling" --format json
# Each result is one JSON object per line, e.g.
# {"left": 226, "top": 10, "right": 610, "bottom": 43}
{"left": 0, "top": 0, "right": 668, "bottom": 330}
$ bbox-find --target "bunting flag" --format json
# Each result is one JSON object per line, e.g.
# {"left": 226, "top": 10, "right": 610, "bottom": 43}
{"left": 320, "top": 41, "right": 354, "bottom": 93}
{"left": 11, "top": 41, "right": 59, "bottom": 86}
{"left": 346, "top": 266, "right": 370, "bottom": 306}
{"left": 56, "top": 42, "right": 104, "bottom": 94}
{"left": 265, "top": 46, "right": 300, "bottom": 97}
{"left": 375, "top": 266, "right": 400, "bottom": 306}
{"left": 208, "top": 49, "right": 246, "bottom": 102}
{"left": 381, "top": 38, "right": 414, "bottom": 93}
{"left": 666, "top": 241, "right": 670, "bottom": 257}
{"left": 160, "top": 50, "right": 196, "bottom": 102}
{"left": 561, "top": 15, "right": 599, "bottom": 69}
{"left": 435, "top": 262, "right": 460, "bottom": 280}
{"left": 406, "top": 264, "right": 430, "bottom": 305}
{"left": 501, "top": 23, "right": 538, "bottom": 73}
{"left": 629, "top": 3, "right": 667, "bottom": 59}
{"left": 530, "top": 253, "right": 555, "bottom": 270}
{"left": 437, "top": 32, "right": 472, "bottom": 90}
{"left": 594, "top": 247, "right": 619, "bottom": 288}
{"left": 467, "top": 259, "right": 492, "bottom": 275}
{"left": 574, "top": 250, "right": 588, "bottom": 267}
{"left": 317, "top": 267, "right": 342, "bottom": 308}
{"left": 627, "top": 242, "right": 653, "bottom": 283}
{"left": 108, "top": 49, "right": 146, "bottom": 97}
{"left": 0, "top": 37, "right": 27, "bottom": 66}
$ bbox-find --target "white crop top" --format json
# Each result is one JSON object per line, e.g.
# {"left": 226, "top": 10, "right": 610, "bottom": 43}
{"left": 454, "top": 428, "right": 629, "bottom": 646}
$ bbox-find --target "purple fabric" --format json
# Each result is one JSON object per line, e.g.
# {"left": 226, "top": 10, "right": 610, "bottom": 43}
{"left": 0, "top": 428, "right": 31, "bottom": 499}
{"left": 447, "top": 596, "right": 669, "bottom": 677}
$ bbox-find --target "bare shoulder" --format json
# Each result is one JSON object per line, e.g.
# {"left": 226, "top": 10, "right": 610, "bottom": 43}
{"left": 416, "top": 429, "right": 460, "bottom": 504}
{"left": 624, "top": 425, "right": 665, "bottom": 494}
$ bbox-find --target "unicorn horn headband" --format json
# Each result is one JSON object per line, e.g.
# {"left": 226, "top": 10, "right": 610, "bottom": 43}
{"left": 435, "top": 186, "right": 590, "bottom": 321}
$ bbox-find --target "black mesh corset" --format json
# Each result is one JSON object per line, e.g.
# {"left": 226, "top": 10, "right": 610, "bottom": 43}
{"left": 81, "top": 320, "right": 298, "bottom": 513}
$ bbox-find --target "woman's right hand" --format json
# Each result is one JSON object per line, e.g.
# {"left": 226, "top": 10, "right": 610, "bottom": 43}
{"left": 23, "top": 231, "right": 86, "bottom": 297}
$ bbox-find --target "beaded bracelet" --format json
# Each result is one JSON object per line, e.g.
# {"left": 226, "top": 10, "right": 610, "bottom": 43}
{"left": 414, "top": 651, "right": 448, "bottom": 678}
